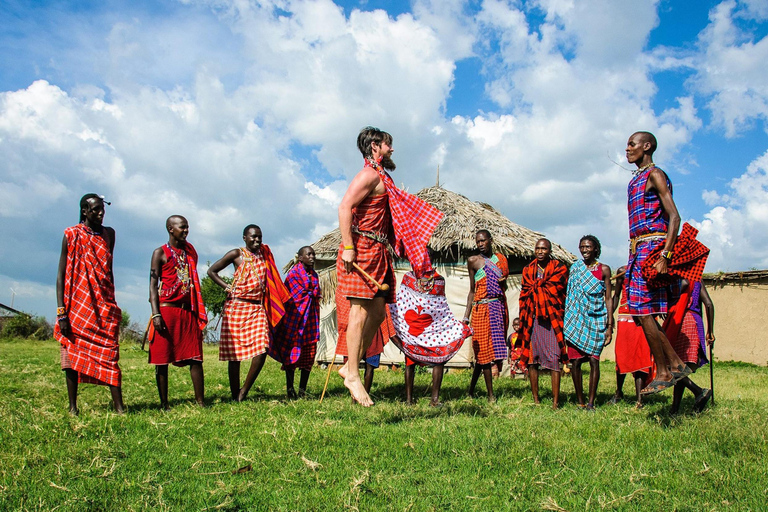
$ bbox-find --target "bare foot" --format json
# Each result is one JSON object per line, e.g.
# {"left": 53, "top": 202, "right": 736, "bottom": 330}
{"left": 114, "top": 406, "right": 125, "bottom": 415}
{"left": 68, "top": 406, "right": 79, "bottom": 416}
{"left": 237, "top": 388, "right": 248, "bottom": 402}
{"left": 343, "top": 375, "right": 373, "bottom": 407}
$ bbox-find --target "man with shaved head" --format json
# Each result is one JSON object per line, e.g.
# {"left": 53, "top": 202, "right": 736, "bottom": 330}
{"left": 148, "top": 215, "right": 208, "bottom": 409}
{"left": 517, "top": 238, "right": 569, "bottom": 409}
{"left": 624, "top": 131, "right": 690, "bottom": 394}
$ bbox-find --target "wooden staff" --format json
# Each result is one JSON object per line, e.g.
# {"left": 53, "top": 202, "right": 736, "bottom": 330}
{"left": 319, "top": 360, "right": 334, "bottom": 403}
{"left": 351, "top": 262, "right": 390, "bottom": 292}
{"left": 709, "top": 343, "right": 715, "bottom": 406}
{"left": 140, "top": 317, "right": 152, "bottom": 351}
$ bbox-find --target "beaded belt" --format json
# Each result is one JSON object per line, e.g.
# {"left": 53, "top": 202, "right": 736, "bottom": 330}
{"left": 232, "top": 297, "right": 263, "bottom": 305}
{"left": 352, "top": 227, "right": 391, "bottom": 248}
{"left": 473, "top": 297, "right": 502, "bottom": 306}
{"left": 630, "top": 232, "right": 667, "bottom": 255}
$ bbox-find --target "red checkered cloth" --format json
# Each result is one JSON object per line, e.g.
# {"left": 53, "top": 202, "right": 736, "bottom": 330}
{"left": 672, "top": 312, "right": 702, "bottom": 364}
{"left": 219, "top": 248, "right": 270, "bottom": 361}
{"left": 516, "top": 259, "right": 568, "bottom": 366}
{"left": 366, "top": 158, "right": 442, "bottom": 278}
{"left": 642, "top": 222, "right": 709, "bottom": 289}
{"left": 271, "top": 263, "right": 321, "bottom": 370}
{"left": 336, "top": 193, "right": 397, "bottom": 302}
{"left": 54, "top": 224, "right": 121, "bottom": 387}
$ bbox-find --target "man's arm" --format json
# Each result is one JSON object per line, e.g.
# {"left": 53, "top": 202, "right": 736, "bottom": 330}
{"left": 338, "top": 167, "right": 381, "bottom": 272}
{"left": 56, "top": 235, "right": 70, "bottom": 337}
{"left": 207, "top": 249, "right": 241, "bottom": 290}
{"left": 700, "top": 283, "right": 715, "bottom": 345}
{"left": 106, "top": 227, "right": 116, "bottom": 283}
{"left": 462, "top": 256, "right": 479, "bottom": 323}
{"left": 648, "top": 169, "right": 681, "bottom": 275}
{"left": 149, "top": 248, "right": 167, "bottom": 333}
{"left": 602, "top": 263, "right": 614, "bottom": 345}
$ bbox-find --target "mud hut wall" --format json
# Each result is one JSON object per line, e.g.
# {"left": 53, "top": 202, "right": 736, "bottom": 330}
{"left": 316, "top": 265, "right": 522, "bottom": 367}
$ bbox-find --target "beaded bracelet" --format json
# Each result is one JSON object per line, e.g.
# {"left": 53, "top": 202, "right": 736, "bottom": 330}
{"left": 56, "top": 306, "right": 66, "bottom": 316}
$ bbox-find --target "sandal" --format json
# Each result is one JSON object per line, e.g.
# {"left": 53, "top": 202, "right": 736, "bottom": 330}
{"left": 640, "top": 378, "right": 675, "bottom": 395}
{"left": 671, "top": 365, "right": 693, "bottom": 383}
{"left": 693, "top": 388, "right": 712, "bottom": 413}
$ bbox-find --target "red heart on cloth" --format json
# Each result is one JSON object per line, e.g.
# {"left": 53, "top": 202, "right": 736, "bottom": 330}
{"left": 404, "top": 307, "right": 433, "bottom": 337}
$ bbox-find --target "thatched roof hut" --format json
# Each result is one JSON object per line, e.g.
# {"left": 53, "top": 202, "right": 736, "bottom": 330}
{"left": 309, "top": 185, "right": 575, "bottom": 273}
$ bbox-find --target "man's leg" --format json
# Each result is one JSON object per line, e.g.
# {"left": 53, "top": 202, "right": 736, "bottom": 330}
{"left": 570, "top": 359, "right": 585, "bottom": 406}
{"left": 671, "top": 381, "right": 685, "bottom": 414}
{"left": 637, "top": 315, "right": 684, "bottom": 383}
{"left": 363, "top": 363, "right": 375, "bottom": 394}
{"left": 482, "top": 364, "right": 495, "bottom": 402}
{"left": 430, "top": 364, "right": 444, "bottom": 406}
{"left": 298, "top": 369, "right": 311, "bottom": 397}
{"left": 64, "top": 369, "right": 79, "bottom": 415}
{"left": 155, "top": 365, "right": 169, "bottom": 410}
{"left": 286, "top": 367, "right": 297, "bottom": 399}
{"left": 189, "top": 362, "right": 205, "bottom": 407}
{"left": 529, "top": 364, "right": 541, "bottom": 404}
{"left": 611, "top": 370, "right": 626, "bottom": 403}
{"left": 468, "top": 363, "right": 482, "bottom": 398}
{"left": 633, "top": 372, "right": 646, "bottom": 408}
{"left": 551, "top": 369, "right": 561, "bottom": 410}
{"left": 587, "top": 358, "right": 600, "bottom": 408}
{"left": 227, "top": 361, "right": 241, "bottom": 401}
{"left": 339, "top": 298, "right": 385, "bottom": 407}
{"left": 239, "top": 353, "right": 267, "bottom": 401}
{"left": 404, "top": 364, "right": 415, "bottom": 405}
{"left": 109, "top": 385, "right": 125, "bottom": 414}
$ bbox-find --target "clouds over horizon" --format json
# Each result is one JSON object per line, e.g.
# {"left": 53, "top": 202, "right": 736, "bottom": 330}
{"left": 1, "top": 0, "right": 766, "bottom": 320}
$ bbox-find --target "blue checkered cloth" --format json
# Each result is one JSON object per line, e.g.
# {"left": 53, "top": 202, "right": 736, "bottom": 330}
{"left": 563, "top": 260, "right": 609, "bottom": 357}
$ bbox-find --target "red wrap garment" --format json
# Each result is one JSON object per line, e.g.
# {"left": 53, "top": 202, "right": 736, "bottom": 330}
{"left": 54, "top": 224, "right": 122, "bottom": 387}
{"left": 148, "top": 243, "right": 207, "bottom": 366}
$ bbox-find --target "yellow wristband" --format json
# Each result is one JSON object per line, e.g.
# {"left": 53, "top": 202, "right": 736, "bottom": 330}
{"left": 344, "top": 245, "right": 354, "bottom": 250}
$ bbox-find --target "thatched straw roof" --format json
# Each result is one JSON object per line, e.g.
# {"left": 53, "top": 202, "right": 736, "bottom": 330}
{"left": 309, "top": 185, "right": 575, "bottom": 264}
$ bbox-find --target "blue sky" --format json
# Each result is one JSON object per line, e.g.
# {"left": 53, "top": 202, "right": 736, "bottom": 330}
{"left": 1, "top": 0, "right": 767, "bottom": 323}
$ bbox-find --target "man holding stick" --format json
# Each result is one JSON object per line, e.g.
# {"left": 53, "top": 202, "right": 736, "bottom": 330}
{"left": 336, "top": 126, "right": 441, "bottom": 406}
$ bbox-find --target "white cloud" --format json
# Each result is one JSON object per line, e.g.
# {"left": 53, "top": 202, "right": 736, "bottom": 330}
{"left": 689, "top": 0, "right": 768, "bottom": 136}
{"left": 693, "top": 149, "right": 768, "bottom": 271}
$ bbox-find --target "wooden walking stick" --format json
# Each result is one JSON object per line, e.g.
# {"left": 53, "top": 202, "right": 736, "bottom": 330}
{"left": 351, "top": 262, "right": 390, "bottom": 292}
{"left": 320, "top": 359, "right": 335, "bottom": 403}
{"left": 140, "top": 317, "right": 152, "bottom": 351}
{"left": 709, "top": 343, "right": 715, "bottom": 406}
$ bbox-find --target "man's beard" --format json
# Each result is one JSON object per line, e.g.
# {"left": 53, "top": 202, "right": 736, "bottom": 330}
{"left": 380, "top": 154, "right": 396, "bottom": 171}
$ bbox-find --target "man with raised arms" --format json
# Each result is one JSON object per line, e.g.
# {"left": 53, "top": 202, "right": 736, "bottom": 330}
{"left": 624, "top": 131, "right": 689, "bottom": 394}
{"left": 55, "top": 194, "right": 125, "bottom": 415}
{"left": 148, "top": 215, "right": 208, "bottom": 409}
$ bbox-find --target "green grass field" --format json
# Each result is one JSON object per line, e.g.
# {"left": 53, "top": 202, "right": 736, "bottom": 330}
{"left": 1, "top": 338, "right": 767, "bottom": 511}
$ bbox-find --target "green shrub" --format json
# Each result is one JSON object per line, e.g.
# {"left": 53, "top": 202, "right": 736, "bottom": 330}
{"left": 1, "top": 314, "right": 52, "bottom": 340}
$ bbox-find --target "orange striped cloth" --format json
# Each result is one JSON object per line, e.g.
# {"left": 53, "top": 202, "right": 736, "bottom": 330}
{"left": 219, "top": 248, "right": 271, "bottom": 361}
{"left": 54, "top": 224, "right": 122, "bottom": 387}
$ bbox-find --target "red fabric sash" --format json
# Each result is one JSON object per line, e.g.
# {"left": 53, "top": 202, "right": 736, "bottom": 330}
{"left": 261, "top": 244, "right": 291, "bottom": 329}
{"left": 516, "top": 259, "right": 569, "bottom": 364}
{"left": 366, "top": 158, "right": 443, "bottom": 277}
{"left": 642, "top": 222, "right": 709, "bottom": 288}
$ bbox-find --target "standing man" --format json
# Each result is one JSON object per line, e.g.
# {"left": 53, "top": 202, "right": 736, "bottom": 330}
{"left": 463, "top": 230, "right": 509, "bottom": 402}
{"left": 148, "top": 215, "right": 208, "bottom": 409}
{"left": 668, "top": 280, "right": 715, "bottom": 414}
{"left": 625, "top": 131, "right": 689, "bottom": 394}
{"left": 564, "top": 235, "right": 613, "bottom": 410}
{"left": 517, "top": 239, "right": 568, "bottom": 409}
{"left": 208, "top": 225, "right": 290, "bottom": 401}
{"left": 55, "top": 194, "right": 125, "bottom": 415}
{"left": 272, "top": 246, "right": 321, "bottom": 399}
{"left": 336, "top": 126, "right": 442, "bottom": 407}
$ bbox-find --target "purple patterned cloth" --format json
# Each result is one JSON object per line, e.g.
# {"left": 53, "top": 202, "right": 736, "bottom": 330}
{"left": 626, "top": 166, "right": 672, "bottom": 316}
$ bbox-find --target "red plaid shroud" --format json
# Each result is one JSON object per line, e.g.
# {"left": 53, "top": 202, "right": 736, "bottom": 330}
{"left": 642, "top": 222, "right": 709, "bottom": 289}
{"left": 516, "top": 259, "right": 568, "bottom": 365}
{"left": 54, "top": 224, "right": 122, "bottom": 387}
{"left": 366, "top": 158, "right": 443, "bottom": 278}
{"left": 270, "top": 263, "right": 321, "bottom": 369}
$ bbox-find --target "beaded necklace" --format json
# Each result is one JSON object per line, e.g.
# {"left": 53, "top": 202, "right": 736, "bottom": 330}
{"left": 166, "top": 244, "right": 191, "bottom": 294}
{"left": 631, "top": 162, "right": 655, "bottom": 177}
